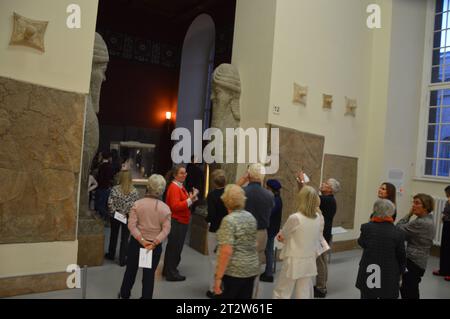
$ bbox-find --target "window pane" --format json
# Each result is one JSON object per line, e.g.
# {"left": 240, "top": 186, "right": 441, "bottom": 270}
{"left": 432, "top": 66, "right": 443, "bottom": 82}
{"left": 425, "top": 159, "right": 437, "bottom": 175}
{"left": 429, "top": 108, "right": 440, "bottom": 123}
{"left": 427, "top": 142, "right": 438, "bottom": 157}
{"left": 441, "top": 107, "right": 450, "bottom": 122}
{"left": 445, "top": 0, "right": 449, "bottom": 13}
{"left": 436, "top": 13, "right": 444, "bottom": 30}
{"left": 436, "top": 0, "right": 447, "bottom": 13}
{"left": 445, "top": 65, "right": 450, "bottom": 81}
{"left": 440, "top": 124, "right": 450, "bottom": 140}
{"left": 442, "top": 89, "right": 450, "bottom": 105}
{"left": 439, "top": 142, "right": 450, "bottom": 157}
{"left": 434, "top": 31, "right": 443, "bottom": 48}
{"left": 437, "top": 0, "right": 444, "bottom": 14}
{"left": 438, "top": 160, "right": 450, "bottom": 176}
{"left": 433, "top": 49, "right": 441, "bottom": 66}
{"left": 445, "top": 12, "right": 450, "bottom": 31}
{"left": 430, "top": 90, "right": 439, "bottom": 106}
{"left": 428, "top": 124, "right": 439, "bottom": 140}
{"left": 442, "top": 12, "right": 448, "bottom": 30}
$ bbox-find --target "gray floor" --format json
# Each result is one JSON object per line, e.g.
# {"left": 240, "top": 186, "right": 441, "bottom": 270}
{"left": 7, "top": 230, "right": 450, "bottom": 299}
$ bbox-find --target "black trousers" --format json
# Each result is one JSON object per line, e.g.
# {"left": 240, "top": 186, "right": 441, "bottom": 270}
{"left": 108, "top": 216, "right": 130, "bottom": 265}
{"left": 162, "top": 219, "right": 188, "bottom": 278}
{"left": 221, "top": 275, "right": 256, "bottom": 299}
{"left": 440, "top": 221, "right": 450, "bottom": 276}
{"left": 400, "top": 259, "right": 425, "bottom": 299}
{"left": 119, "top": 237, "right": 162, "bottom": 299}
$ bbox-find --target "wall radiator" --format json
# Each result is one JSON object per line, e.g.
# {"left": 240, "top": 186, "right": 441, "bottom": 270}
{"left": 433, "top": 197, "right": 447, "bottom": 246}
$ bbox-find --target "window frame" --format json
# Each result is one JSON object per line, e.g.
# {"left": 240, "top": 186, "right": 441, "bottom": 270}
{"left": 416, "top": 0, "right": 450, "bottom": 181}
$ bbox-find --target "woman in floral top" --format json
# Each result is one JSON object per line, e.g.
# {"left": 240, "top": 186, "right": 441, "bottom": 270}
{"left": 106, "top": 170, "right": 139, "bottom": 266}
{"left": 214, "top": 184, "right": 259, "bottom": 299}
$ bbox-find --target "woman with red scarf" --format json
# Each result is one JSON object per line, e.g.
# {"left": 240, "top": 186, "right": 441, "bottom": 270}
{"left": 356, "top": 199, "right": 406, "bottom": 299}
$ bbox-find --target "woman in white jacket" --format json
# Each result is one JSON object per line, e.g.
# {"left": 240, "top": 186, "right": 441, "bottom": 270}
{"left": 273, "top": 185, "right": 324, "bottom": 299}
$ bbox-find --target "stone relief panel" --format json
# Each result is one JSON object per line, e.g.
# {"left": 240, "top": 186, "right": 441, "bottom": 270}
{"left": 0, "top": 77, "right": 85, "bottom": 243}
{"left": 9, "top": 12, "right": 49, "bottom": 53}
{"left": 292, "top": 83, "right": 308, "bottom": 106}
{"left": 345, "top": 96, "right": 357, "bottom": 117}
{"left": 322, "top": 154, "right": 358, "bottom": 229}
{"left": 266, "top": 125, "right": 324, "bottom": 225}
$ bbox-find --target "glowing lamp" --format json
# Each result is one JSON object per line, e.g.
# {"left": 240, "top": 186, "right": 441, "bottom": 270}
{"left": 166, "top": 112, "right": 172, "bottom": 120}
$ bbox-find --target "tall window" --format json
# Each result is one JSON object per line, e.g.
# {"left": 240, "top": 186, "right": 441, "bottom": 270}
{"left": 426, "top": 0, "right": 450, "bottom": 177}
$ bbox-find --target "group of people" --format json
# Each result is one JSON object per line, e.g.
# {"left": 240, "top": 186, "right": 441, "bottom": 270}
{"left": 356, "top": 183, "right": 450, "bottom": 299}
{"left": 89, "top": 151, "right": 449, "bottom": 299}
{"left": 204, "top": 165, "right": 341, "bottom": 299}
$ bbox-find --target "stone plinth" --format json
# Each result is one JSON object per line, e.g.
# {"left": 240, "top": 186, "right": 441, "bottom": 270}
{"left": 77, "top": 212, "right": 105, "bottom": 267}
{"left": 322, "top": 154, "right": 358, "bottom": 229}
{"left": 189, "top": 205, "right": 208, "bottom": 255}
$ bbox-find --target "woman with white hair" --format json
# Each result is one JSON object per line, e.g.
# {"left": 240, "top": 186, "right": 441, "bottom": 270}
{"left": 119, "top": 174, "right": 171, "bottom": 299}
{"left": 356, "top": 199, "right": 406, "bottom": 299}
{"left": 214, "top": 184, "right": 259, "bottom": 299}
{"left": 273, "top": 186, "right": 322, "bottom": 299}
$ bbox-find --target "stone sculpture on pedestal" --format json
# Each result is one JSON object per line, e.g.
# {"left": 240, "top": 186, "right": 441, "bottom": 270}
{"left": 79, "top": 33, "right": 109, "bottom": 218}
{"left": 77, "top": 33, "right": 109, "bottom": 266}
{"left": 210, "top": 63, "right": 241, "bottom": 184}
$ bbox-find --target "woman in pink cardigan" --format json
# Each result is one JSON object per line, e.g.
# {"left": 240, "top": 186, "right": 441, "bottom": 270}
{"left": 118, "top": 174, "right": 171, "bottom": 299}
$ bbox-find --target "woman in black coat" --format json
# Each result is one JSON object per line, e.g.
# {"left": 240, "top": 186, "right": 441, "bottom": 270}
{"left": 433, "top": 185, "right": 450, "bottom": 281}
{"left": 356, "top": 199, "right": 406, "bottom": 299}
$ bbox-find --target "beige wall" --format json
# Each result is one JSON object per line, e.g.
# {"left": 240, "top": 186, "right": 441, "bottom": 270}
{"left": 383, "top": 0, "right": 429, "bottom": 216}
{"left": 0, "top": 0, "right": 98, "bottom": 93}
{"left": 0, "top": 241, "right": 78, "bottom": 278}
{"left": 0, "top": 0, "right": 97, "bottom": 278}
{"left": 232, "top": 0, "right": 444, "bottom": 242}
{"left": 268, "top": 1, "right": 373, "bottom": 240}
{"left": 232, "top": 0, "right": 278, "bottom": 178}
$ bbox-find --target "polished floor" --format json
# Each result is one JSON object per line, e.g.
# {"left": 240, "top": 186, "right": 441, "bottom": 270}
{"left": 8, "top": 229, "right": 450, "bottom": 299}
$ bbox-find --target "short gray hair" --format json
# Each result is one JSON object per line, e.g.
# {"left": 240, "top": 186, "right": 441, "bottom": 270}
{"left": 248, "top": 163, "right": 265, "bottom": 181}
{"left": 327, "top": 178, "right": 341, "bottom": 193}
{"left": 147, "top": 174, "right": 166, "bottom": 198}
{"left": 372, "top": 199, "right": 395, "bottom": 218}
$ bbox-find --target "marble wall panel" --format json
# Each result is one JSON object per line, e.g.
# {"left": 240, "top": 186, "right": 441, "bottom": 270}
{"left": 0, "top": 77, "right": 85, "bottom": 243}
{"left": 322, "top": 154, "right": 358, "bottom": 229}
{"left": 266, "top": 125, "right": 325, "bottom": 225}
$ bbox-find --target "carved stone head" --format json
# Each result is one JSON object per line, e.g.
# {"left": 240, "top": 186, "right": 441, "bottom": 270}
{"left": 89, "top": 33, "right": 109, "bottom": 114}
{"left": 211, "top": 64, "right": 241, "bottom": 109}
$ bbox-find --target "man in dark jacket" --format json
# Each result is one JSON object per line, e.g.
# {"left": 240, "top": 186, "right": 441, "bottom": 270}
{"left": 315, "top": 178, "right": 340, "bottom": 298}
{"left": 237, "top": 163, "right": 274, "bottom": 298}
{"left": 185, "top": 156, "right": 205, "bottom": 210}
{"left": 205, "top": 169, "right": 228, "bottom": 298}
{"left": 260, "top": 179, "right": 283, "bottom": 282}
{"left": 356, "top": 199, "right": 406, "bottom": 299}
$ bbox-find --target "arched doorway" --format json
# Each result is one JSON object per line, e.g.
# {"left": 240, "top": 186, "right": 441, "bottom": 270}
{"left": 176, "top": 14, "right": 216, "bottom": 157}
